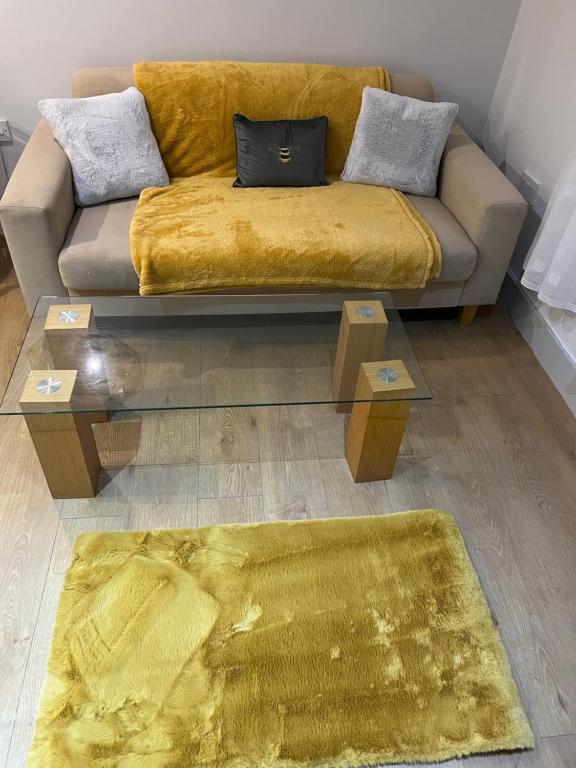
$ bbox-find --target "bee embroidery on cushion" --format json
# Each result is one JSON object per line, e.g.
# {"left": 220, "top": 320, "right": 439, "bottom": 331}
{"left": 268, "top": 145, "right": 300, "bottom": 164}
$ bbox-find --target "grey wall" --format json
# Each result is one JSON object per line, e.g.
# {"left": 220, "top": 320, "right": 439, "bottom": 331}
{"left": 0, "top": 0, "right": 521, "bottom": 166}
{"left": 483, "top": 0, "right": 576, "bottom": 408}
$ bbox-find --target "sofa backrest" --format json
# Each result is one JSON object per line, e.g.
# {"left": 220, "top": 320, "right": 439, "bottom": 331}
{"left": 72, "top": 67, "right": 135, "bottom": 98}
{"left": 71, "top": 64, "right": 435, "bottom": 177}
{"left": 71, "top": 67, "right": 435, "bottom": 102}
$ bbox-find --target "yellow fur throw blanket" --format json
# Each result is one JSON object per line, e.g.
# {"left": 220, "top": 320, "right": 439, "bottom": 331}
{"left": 130, "top": 61, "right": 441, "bottom": 295}
{"left": 130, "top": 176, "right": 440, "bottom": 295}
{"left": 134, "top": 60, "right": 391, "bottom": 178}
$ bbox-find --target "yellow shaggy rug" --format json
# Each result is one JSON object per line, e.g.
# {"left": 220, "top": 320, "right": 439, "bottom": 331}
{"left": 27, "top": 511, "right": 533, "bottom": 767}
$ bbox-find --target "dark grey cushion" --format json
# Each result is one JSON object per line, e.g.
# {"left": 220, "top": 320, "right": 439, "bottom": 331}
{"left": 233, "top": 114, "right": 328, "bottom": 187}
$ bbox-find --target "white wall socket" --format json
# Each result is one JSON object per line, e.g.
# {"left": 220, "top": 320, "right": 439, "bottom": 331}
{"left": 518, "top": 171, "right": 541, "bottom": 207}
{"left": 0, "top": 119, "right": 12, "bottom": 143}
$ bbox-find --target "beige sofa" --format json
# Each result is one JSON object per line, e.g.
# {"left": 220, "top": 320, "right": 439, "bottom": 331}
{"left": 0, "top": 67, "right": 527, "bottom": 319}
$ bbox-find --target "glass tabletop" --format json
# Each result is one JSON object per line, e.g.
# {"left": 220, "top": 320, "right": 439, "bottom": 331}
{"left": 0, "top": 295, "right": 431, "bottom": 416}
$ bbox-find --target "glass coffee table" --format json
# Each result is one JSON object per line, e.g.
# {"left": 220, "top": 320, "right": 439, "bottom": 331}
{"left": 0, "top": 295, "right": 431, "bottom": 498}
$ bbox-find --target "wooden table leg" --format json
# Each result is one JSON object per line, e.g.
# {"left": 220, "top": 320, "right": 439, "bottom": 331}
{"left": 332, "top": 300, "right": 388, "bottom": 413}
{"left": 20, "top": 370, "right": 101, "bottom": 498}
{"left": 89, "top": 411, "right": 110, "bottom": 424}
{"left": 43, "top": 302, "right": 110, "bottom": 425}
{"left": 24, "top": 412, "right": 101, "bottom": 498}
{"left": 345, "top": 360, "right": 416, "bottom": 483}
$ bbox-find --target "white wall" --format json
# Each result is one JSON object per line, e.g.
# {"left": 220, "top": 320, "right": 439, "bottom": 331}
{"left": 484, "top": 0, "right": 576, "bottom": 400}
{"left": 0, "top": 0, "right": 520, "bottom": 145}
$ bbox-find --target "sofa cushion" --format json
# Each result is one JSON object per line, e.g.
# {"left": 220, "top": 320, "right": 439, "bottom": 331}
{"left": 59, "top": 199, "right": 140, "bottom": 291}
{"left": 58, "top": 190, "right": 476, "bottom": 292}
{"left": 407, "top": 195, "right": 477, "bottom": 282}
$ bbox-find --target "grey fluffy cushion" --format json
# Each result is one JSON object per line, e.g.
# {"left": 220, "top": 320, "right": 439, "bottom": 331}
{"left": 38, "top": 87, "right": 169, "bottom": 206}
{"left": 341, "top": 87, "right": 458, "bottom": 196}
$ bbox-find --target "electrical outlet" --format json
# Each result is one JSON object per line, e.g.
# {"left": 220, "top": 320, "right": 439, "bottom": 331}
{"left": 0, "top": 117, "right": 12, "bottom": 141}
{"left": 0, "top": 119, "right": 12, "bottom": 143}
{"left": 518, "top": 171, "right": 541, "bottom": 207}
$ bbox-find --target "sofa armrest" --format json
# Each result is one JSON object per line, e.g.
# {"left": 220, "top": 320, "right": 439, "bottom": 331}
{"left": 439, "top": 124, "right": 528, "bottom": 306}
{"left": 0, "top": 120, "right": 74, "bottom": 313}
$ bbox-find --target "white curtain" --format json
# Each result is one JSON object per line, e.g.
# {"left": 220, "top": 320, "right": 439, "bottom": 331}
{"left": 521, "top": 151, "right": 576, "bottom": 313}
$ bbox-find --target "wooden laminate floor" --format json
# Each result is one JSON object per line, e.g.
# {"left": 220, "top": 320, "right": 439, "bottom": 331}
{"left": 0, "top": 271, "right": 575, "bottom": 767}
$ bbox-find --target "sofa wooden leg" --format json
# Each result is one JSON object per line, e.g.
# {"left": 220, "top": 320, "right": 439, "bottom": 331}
{"left": 458, "top": 305, "right": 479, "bottom": 325}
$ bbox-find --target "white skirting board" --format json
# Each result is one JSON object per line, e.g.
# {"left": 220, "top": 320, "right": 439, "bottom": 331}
{"left": 499, "top": 273, "right": 576, "bottom": 416}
